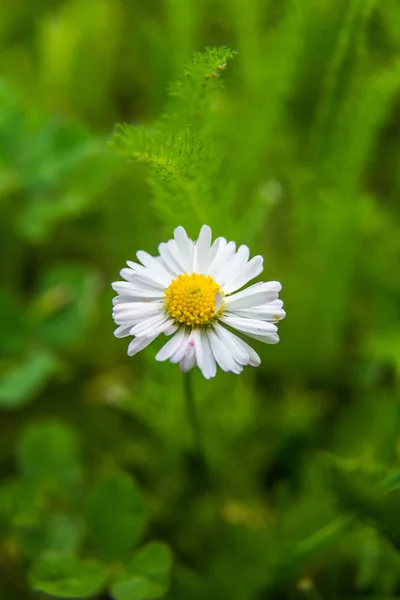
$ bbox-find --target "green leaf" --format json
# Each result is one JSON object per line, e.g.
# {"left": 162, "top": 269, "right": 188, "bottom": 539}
{"left": 30, "top": 553, "right": 109, "bottom": 598}
{"left": 0, "top": 292, "right": 26, "bottom": 356}
{"left": 0, "top": 80, "right": 23, "bottom": 162}
{"left": 0, "top": 351, "right": 56, "bottom": 409}
{"left": 86, "top": 472, "right": 147, "bottom": 561}
{"left": 17, "top": 514, "right": 83, "bottom": 559}
{"left": 328, "top": 458, "right": 400, "bottom": 548}
{"left": 18, "top": 421, "right": 82, "bottom": 493}
{"left": 0, "top": 479, "right": 21, "bottom": 527}
{"left": 129, "top": 542, "right": 172, "bottom": 573}
{"left": 33, "top": 263, "right": 100, "bottom": 348}
{"left": 111, "top": 543, "right": 173, "bottom": 600}
{"left": 111, "top": 576, "right": 165, "bottom": 600}
{"left": 165, "top": 45, "right": 237, "bottom": 128}
{"left": 109, "top": 47, "right": 236, "bottom": 233}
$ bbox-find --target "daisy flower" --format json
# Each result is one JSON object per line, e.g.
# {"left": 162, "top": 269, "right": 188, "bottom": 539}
{"left": 112, "top": 225, "right": 285, "bottom": 379}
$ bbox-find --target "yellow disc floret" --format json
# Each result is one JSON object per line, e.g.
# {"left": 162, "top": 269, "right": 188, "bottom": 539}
{"left": 164, "top": 273, "right": 224, "bottom": 327}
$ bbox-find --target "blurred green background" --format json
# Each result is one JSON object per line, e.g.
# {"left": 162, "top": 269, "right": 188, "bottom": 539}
{"left": 1, "top": 0, "right": 400, "bottom": 598}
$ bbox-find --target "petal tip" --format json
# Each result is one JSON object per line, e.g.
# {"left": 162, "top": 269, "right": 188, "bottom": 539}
{"left": 174, "top": 225, "right": 187, "bottom": 237}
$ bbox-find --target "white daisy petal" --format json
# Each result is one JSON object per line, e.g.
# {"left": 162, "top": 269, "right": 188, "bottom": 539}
{"left": 206, "top": 237, "right": 227, "bottom": 275}
{"left": 112, "top": 225, "right": 284, "bottom": 377}
{"left": 112, "top": 294, "right": 163, "bottom": 306}
{"left": 131, "top": 272, "right": 169, "bottom": 291}
{"left": 191, "top": 329, "right": 216, "bottom": 379}
{"left": 136, "top": 250, "right": 173, "bottom": 287}
{"left": 234, "top": 361, "right": 244, "bottom": 374}
{"left": 156, "top": 327, "right": 186, "bottom": 362}
{"left": 114, "top": 325, "right": 132, "bottom": 338}
{"left": 174, "top": 226, "right": 194, "bottom": 272}
{"left": 220, "top": 314, "right": 278, "bottom": 336}
{"left": 130, "top": 314, "right": 171, "bottom": 337}
{"left": 164, "top": 322, "right": 180, "bottom": 336}
{"left": 158, "top": 242, "right": 184, "bottom": 276}
{"left": 200, "top": 330, "right": 217, "bottom": 379}
{"left": 180, "top": 338, "right": 196, "bottom": 372}
{"left": 122, "top": 264, "right": 166, "bottom": 290}
{"left": 226, "top": 240, "right": 236, "bottom": 253}
{"left": 232, "top": 335, "right": 261, "bottom": 366}
{"left": 214, "top": 291, "right": 223, "bottom": 314}
{"left": 192, "top": 328, "right": 203, "bottom": 370}
{"left": 232, "top": 305, "right": 286, "bottom": 321}
{"left": 193, "top": 225, "right": 212, "bottom": 273}
{"left": 207, "top": 328, "right": 242, "bottom": 374}
{"left": 120, "top": 267, "right": 156, "bottom": 286}
{"left": 224, "top": 281, "right": 282, "bottom": 310}
{"left": 127, "top": 333, "right": 161, "bottom": 356}
{"left": 207, "top": 236, "right": 223, "bottom": 269}
{"left": 118, "top": 274, "right": 165, "bottom": 296}
{"left": 223, "top": 255, "right": 264, "bottom": 294}
{"left": 218, "top": 244, "right": 250, "bottom": 288}
{"left": 207, "top": 238, "right": 236, "bottom": 280}
{"left": 112, "top": 303, "right": 163, "bottom": 325}
{"left": 122, "top": 260, "right": 167, "bottom": 288}
{"left": 166, "top": 239, "right": 187, "bottom": 273}
{"left": 213, "top": 322, "right": 249, "bottom": 365}
{"left": 113, "top": 312, "right": 160, "bottom": 326}
{"left": 113, "top": 301, "right": 163, "bottom": 314}
{"left": 111, "top": 281, "right": 164, "bottom": 299}
{"left": 119, "top": 268, "right": 139, "bottom": 283}
{"left": 180, "top": 353, "right": 196, "bottom": 372}
{"left": 241, "top": 331, "right": 280, "bottom": 344}
{"left": 169, "top": 330, "right": 191, "bottom": 363}
{"left": 126, "top": 260, "right": 146, "bottom": 273}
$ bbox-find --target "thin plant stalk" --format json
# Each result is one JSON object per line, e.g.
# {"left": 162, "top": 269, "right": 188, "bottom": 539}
{"left": 183, "top": 371, "right": 210, "bottom": 484}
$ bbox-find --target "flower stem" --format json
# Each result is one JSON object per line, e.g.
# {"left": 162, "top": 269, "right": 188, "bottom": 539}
{"left": 183, "top": 371, "right": 209, "bottom": 484}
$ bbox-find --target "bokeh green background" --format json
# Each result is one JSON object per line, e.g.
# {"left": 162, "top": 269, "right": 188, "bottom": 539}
{"left": 1, "top": 0, "right": 400, "bottom": 599}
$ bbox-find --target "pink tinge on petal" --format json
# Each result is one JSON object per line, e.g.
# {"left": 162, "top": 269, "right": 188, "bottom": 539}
{"left": 180, "top": 338, "right": 196, "bottom": 372}
{"left": 113, "top": 225, "right": 284, "bottom": 376}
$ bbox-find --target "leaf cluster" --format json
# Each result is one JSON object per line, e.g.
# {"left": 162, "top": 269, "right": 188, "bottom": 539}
{"left": 110, "top": 47, "right": 237, "bottom": 235}
{"left": 0, "top": 421, "right": 172, "bottom": 599}
{"left": 0, "top": 1, "right": 400, "bottom": 599}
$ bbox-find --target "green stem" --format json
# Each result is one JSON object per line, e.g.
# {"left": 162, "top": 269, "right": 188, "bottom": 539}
{"left": 183, "top": 371, "right": 209, "bottom": 483}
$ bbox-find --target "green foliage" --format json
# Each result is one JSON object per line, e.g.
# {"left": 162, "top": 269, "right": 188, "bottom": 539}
{"left": 111, "top": 46, "right": 237, "bottom": 235}
{"left": 86, "top": 472, "right": 147, "bottom": 561}
{"left": 17, "top": 421, "right": 82, "bottom": 491}
{"left": 0, "top": 351, "right": 56, "bottom": 409}
{"left": 1, "top": 421, "right": 171, "bottom": 598}
{"left": 111, "top": 543, "right": 173, "bottom": 600}
{"left": 30, "top": 554, "right": 109, "bottom": 598}
{"left": 0, "top": 0, "right": 400, "bottom": 599}
{"left": 34, "top": 263, "right": 101, "bottom": 348}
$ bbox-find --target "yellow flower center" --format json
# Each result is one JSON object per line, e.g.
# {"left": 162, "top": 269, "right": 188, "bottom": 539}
{"left": 164, "top": 273, "right": 224, "bottom": 326}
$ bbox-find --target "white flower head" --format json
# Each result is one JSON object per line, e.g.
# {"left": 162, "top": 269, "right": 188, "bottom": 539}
{"left": 112, "top": 225, "right": 285, "bottom": 379}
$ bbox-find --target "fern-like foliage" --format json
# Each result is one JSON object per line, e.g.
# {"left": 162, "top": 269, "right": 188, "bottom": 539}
{"left": 110, "top": 46, "right": 236, "bottom": 235}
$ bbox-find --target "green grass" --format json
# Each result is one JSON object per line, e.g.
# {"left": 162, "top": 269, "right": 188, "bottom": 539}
{"left": 0, "top": 0, "right": 400, "bottom": 598}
